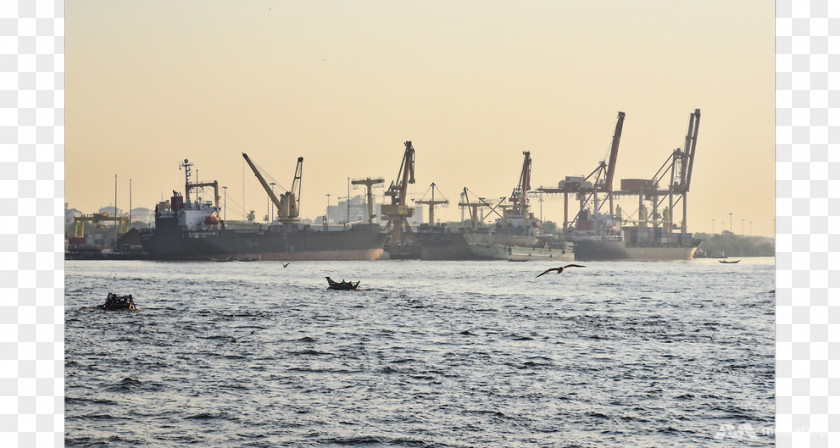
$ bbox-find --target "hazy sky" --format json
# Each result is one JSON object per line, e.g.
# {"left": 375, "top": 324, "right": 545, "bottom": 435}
{"left": 66, "top": 1, "right": 773, "bottom": 236}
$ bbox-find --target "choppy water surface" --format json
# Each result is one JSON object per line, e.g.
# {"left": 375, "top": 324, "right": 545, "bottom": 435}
{"left": 65, "top": 258, "right": 774, "bottom": 447}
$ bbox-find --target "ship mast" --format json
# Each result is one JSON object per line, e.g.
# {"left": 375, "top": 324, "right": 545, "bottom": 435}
{"left": 180, "top": 159, "right": 193, "bottom": 203}
{"left": 351, "top": 177, "right": 385, "bottom": 225}
{"left": 415, "top": 183, "right": 448, "bottom": 225}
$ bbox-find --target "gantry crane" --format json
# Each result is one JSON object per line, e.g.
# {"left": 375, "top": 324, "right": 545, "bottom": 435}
{"left": 242, "top": 153, "right": 303, "bottom": 223}
{"left": 415, "top": 183, "right": 448, "bottom": 225}
{"left": 381, "top": 141, "right": 416, "bottom": 247}
{"left": 351, "top": 177, "right": 385, "bottom": 225}
{"left": 538, "top": 111, "right": 625, "bottom": 230}
{"left": 615, "top": 109, "right": 700, "bottom": 238}
{"left": 72, "top": 212, "right": 129, "bottom": 238}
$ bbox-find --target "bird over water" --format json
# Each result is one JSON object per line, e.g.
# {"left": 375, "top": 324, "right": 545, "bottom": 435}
{"left": 536, "top": 264, "right": 586, "bottom": 278}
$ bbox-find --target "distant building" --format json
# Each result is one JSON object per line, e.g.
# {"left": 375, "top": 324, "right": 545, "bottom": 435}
{"left": 64, "top": 203, "right": 82, "bottom": 228}
{"left": 327, "top": 195, "right": 368, "bottom": 224}
{"left": 97, "top": 206, "right": 125, "bottom": 217}
{"left": 325, "top": 194, "right": 423, "bottom": 226}
{"left": 129, "top": 207, "right": 155, "bottom": 225}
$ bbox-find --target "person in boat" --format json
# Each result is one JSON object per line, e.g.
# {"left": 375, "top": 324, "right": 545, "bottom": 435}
{"left": 104, "top": 292, "right": 115, "bottom": 310}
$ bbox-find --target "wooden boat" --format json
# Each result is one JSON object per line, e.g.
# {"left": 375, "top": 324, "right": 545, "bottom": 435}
{"left": 326, "top": 276, "right": 360, "bottom": 290}
{"left": 98, "top": 293, "right": 138, "bottom": 310}
{"left": 719, "top": 259, "right": 741, "bottom": 264}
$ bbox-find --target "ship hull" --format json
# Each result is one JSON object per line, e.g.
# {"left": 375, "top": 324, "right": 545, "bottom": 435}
{"left": 385, "top": 229, "right": 475, "bottom": 260}
{"left": 464, "top": 232, "right": 574, "bottom": 261}
{"left": 572, "top": 239, "right": 699, "bottom": 261}
{"left": 417, "top": 231, "right": 473, "bottom": 260}
{"left": 467, "top": 244, "right": 574, "bottom": 261}
{"left": 141, "top": 219, "right": 387, "bottom": 261}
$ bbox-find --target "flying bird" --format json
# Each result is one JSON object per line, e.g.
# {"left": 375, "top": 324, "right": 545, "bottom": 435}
{"left": 536, "top": 264, "right": 586, "bottom": 278}
{"left": 282, "top": 262, "right": 290, "bottom": 268}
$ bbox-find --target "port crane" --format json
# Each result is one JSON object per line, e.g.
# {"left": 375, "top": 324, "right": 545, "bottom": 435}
{"left": 72, "top": 212, "right": 129, "bottom": 238}
{"left": 242, "top": 153, "right": 303, "bottom": 223}
{"left": 615, "top": 109, "right": 700, "bottom": 238}
{"left": 351, "top": 177, "right": 385, "bottom": 225}
{"left": 381, "top": 141, "right": 416, "bottom": 249}
{"left": 538, "top": 111, "right": 625, "bottom": 230}
{"left": 509, "top": 151, "right": 532, "bottom": 219}
{"left": 415, "top": 183, "right": 448, "bottom": 225}
{"left": 458, "top": 187, "right": 506, "bottom": 229}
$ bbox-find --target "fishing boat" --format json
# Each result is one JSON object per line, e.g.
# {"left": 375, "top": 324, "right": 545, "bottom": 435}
{"left": 98, "top": 293, "right": 138, "bottom": 311}
{"left": 719, "top": 259, "right": 741, "bottom": 264}
{"left": 326, "top": 277, "right": 360, "bottom": 290}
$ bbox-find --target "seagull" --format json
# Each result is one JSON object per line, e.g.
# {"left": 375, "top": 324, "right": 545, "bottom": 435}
{"left": 282, "top": 262, "right": 290, "bottom": 268}
{"left": 536, "top": 264, "right": 586, "bottom": 278}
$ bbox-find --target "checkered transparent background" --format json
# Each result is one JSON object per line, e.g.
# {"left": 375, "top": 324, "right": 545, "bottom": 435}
{"left": 0, "top": 0, "right": 831, "bottom": 447}
{"left": 776, "top": 0, "right": 840, "bottom": 447}
{"left": 1, "top": 0, "right": 64, "bottom": 447}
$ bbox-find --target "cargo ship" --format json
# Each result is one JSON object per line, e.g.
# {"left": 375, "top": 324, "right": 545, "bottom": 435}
{"left": 412, "top": 224, "right": 474, "bottom": 260}
{"left": 464, "top": 229, "right": 573, "bottom": 261}
{"left": 140, "top": 157, "right": 387, "bottom": 261}
{"left": 568, "top": 209, "right": 700, "bottom": 261}
{"left": 462, "top": 151, "right": 574, "bottom": 262}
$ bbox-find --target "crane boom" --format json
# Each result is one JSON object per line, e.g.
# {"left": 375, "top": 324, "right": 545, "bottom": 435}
{"left": 685, "top": 109, "right": 700, "bottom": 190}
{"left": 385, "top": 141, "right": 415, "bottom": 205}
{"left": 242, "top": 153, "right": 303, "bottom": 223}
{"left": 509, "top": 151, "right": 531, "bottom": 216}
{"left": 605, "top": 111, "right": 625, "bottom": 214}
{"left": 288, "top": 157, "right": 303, "bottom": 219}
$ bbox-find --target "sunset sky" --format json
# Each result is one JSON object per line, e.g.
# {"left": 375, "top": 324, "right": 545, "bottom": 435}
{"left": 66, "top": 1, "right": 773, "bottom": 236}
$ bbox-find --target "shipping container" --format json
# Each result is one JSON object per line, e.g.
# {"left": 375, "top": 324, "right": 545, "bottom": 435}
{"left": 620, "top": 178, "right": 654, "bottom": 192}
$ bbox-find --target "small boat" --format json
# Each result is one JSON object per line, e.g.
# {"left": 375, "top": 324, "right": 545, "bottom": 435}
{"left": 326, "top": 276, "right": 360, "bottom": 290}
{"left": 98, "top": 293, "right": 138, "bottom": 310}
{"left": 719, "top": 259, "right": 741, "bottom": 264}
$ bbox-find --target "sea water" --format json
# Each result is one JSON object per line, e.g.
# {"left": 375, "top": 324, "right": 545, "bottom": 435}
{"left": 65, "top": 258, "right": 774, "bottom": 447}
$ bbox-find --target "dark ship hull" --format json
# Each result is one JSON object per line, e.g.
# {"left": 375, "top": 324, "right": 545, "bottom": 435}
{"left": 384, "top": 229, "right": 474, "bottom": 260}
{"left": 141, "top": 219, "right": 387, "bottom": 261}
{"left": 416, "top": 230, "right": 473, "bottom": 260}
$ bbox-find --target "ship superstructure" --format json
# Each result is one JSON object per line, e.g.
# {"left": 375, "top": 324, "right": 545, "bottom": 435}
{"left": 463, "top": 151, "right": 573, "bottom": 261}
